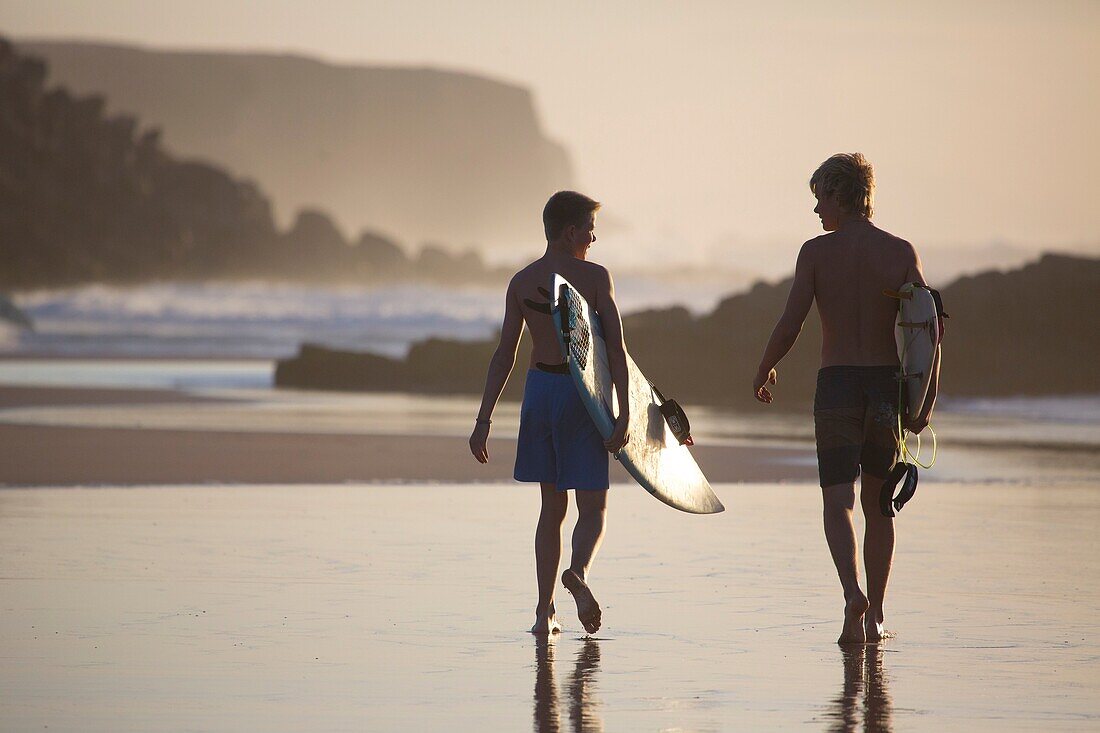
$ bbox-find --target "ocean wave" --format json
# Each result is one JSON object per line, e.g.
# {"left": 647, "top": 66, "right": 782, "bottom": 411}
{"left": 7, "top": 282, "right": 505, "bottom": 358}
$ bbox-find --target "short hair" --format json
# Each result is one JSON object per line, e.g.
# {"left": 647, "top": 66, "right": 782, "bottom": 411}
{"left": 809, "top": 153, "right": 875, "bottom": 219}
{"left": 543, "top": 191, "right": 601, "bottom": 240}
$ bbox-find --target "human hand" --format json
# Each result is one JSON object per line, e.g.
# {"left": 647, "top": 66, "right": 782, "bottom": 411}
{"left": 905, "top": 411, "right": 930, "bottom": 435}
{"left": 604, "top": 414, "right": 630, "bottom": 454}
{"left": 754, "top": 368, "right": 777, "bottom": 404}
{"left": 469, "top": 422, "right": 491, "bottom": 463}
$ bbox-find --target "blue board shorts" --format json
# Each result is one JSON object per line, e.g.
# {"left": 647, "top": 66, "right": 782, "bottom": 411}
{"left": 514, "top": 369, "right": 609, "bottom": 491}
{"left": 814, "top": 365, "right": 901, "bottom": 488}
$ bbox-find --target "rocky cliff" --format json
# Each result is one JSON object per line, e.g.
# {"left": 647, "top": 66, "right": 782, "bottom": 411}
{"left": 0, "top": 39, "right": 510, "bottom": 288}
{"left": 19, "top": 40, "right": 573, "bottom": 249}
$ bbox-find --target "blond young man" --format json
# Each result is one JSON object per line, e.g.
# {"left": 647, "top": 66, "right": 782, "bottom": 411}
{"left": 754, "top": 154, "right": 939, "bottom": 644}
{"left": 469, "top": 191, "right": 630, "bottom": 635}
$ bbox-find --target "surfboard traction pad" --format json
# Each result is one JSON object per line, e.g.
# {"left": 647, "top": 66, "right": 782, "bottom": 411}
{"left": 895, "top": 283, "right": 941, "bottom": 421}
{"left": 552, "top": 274, "right": 724, "bottom": 514}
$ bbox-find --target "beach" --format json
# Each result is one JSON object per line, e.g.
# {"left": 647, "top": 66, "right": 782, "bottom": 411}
{"left": 5, "top": 4, "right": 1098, "bottom": 728}
{"left": 3, "top": 481, "right": 1099, "bottom": 731}
{"left": 0, "top": 384, "right": 817, "bottom": 486}
{"left": 2, "top": 368, "right": 1099, "bottom": 731}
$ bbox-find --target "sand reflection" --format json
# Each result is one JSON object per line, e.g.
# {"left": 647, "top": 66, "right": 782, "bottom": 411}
{"left": 533, "top": 638, "right": 604, "bottom": 733}
{"left": 826, "top": 645, "right": 894, "bottom": 732}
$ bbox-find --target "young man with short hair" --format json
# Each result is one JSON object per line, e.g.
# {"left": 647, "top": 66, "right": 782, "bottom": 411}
{"left": 754, "top": 153, "right": 939, "bottom": 644}
{"left": 469, "top": 191, "right": 630, "bottom": 635}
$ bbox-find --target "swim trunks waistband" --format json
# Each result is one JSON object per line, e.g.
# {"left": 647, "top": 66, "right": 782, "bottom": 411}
{"left": 818, "top": 364, "right": 899, "bottom": 375}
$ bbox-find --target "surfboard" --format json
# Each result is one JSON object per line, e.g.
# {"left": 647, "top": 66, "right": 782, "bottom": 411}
{"left": 892, "top": 282, "right": 941, "bottom": 421}
{"left": 551, "top": 273, "right": 724, "bottom": 514}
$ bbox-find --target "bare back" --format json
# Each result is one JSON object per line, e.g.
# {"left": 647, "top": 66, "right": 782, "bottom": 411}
{"left": 808, "top": 222, "right": 922, "bottom": 367}
{"left": 510, "top": 254, "right": 616, "bottom": 368}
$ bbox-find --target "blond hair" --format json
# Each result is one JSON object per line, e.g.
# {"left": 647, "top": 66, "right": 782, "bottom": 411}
{"left": 809, "top": 153, "right": 875, "bottom": 219}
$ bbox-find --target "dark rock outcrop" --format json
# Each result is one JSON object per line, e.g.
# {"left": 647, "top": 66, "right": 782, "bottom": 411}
{"left": 19, "top": 39, "right": 574, "bottom": 250}
{"left": 0, "top": 38, "right": 277, "bottom": 288}
{"left": 275, "top": 254, "right": 1100, "bottom": 403}
{"left": 0, "top": 292, "right": 33, "bottom": 329}
{"left": 276, "top": 338, "right": 528, "bottom": 397}
{"left": 0, "top": 39, "right": 511, "bottom": 288}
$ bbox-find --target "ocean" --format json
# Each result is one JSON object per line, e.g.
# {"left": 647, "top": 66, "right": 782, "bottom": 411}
{"left": 2, "top": 279, "right": 1097, "bottom": 461}
{"left": 1, "top": 277, "right": 742, "bottom": 360}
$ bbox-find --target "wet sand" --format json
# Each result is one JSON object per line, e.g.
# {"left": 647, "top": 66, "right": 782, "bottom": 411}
{"left": 2, "top": 481, "right": 1098, "bottom": 731}
{"left": 0, "top": 385, "right": 816, "bottom": 485}
{"left": 2, "top": 382, "right": 1099, "bottom": 730}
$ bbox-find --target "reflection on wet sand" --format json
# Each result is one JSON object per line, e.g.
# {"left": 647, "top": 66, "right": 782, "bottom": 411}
{"left": 534, "top": 637, "right": 560, "bottom": 733}
{"left": 826, "top": 645, "right": 894, "bottom": 732}
{"left": 533, "top": 638, "right": 604, "bottom": 733}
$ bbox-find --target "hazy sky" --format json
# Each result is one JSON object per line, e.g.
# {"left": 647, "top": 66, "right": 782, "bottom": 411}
{"left": 4, "top": 1, "right": 1099, "bottom": 270}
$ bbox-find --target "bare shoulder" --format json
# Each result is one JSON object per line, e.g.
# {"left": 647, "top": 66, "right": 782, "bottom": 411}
{"left": 510, "top": 259, "right": 546, "bottom": 286}
{"left": 568, "top": 260, "right": 614, "bottom": 311}
{"left": 501, "top": 263, "right": 533, "bottom": 304}
{"left": 573, "top": 259, "right": 613, "bottom": 292}
{"left": 872, "top": 225, "right": 917, "bottom": 255}
{"left": 799, "top": 234, "right": 830, "bottom": 259}
{"left": 577, "top": 259, "right": 611, "bottom": 278}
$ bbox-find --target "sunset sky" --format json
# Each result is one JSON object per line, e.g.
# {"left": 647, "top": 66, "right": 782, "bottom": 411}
{"left": 4, "top": 0, "right": 1098, "bottom": 270}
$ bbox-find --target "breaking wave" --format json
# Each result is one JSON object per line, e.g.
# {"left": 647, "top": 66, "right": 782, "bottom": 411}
{"left": 6, "top": 282, "right": 505, "bottom": 359}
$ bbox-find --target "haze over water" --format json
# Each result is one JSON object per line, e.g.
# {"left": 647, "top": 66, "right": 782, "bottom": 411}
{"left": 6, "top": 1, "right": 1099, "bottom": 269}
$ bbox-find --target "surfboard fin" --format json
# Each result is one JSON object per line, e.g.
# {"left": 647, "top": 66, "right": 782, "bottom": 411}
{"left": 524, "top": 298, "right": 552, "bottom": 314}
{"left": 535, "top": 361, "right": 570, "bottom": 374}
{"left": 883, "top": 289, "right": 912, "bottom": 300}
{"left": 524, "top": 287, "right": 555, "bottom": 315}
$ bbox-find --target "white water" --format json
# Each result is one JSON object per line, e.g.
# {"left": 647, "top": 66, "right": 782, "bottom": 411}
{"left": 3, "top": 281, "right": 1096, "bottom": 450}
{"left": 7, "top": 282, "right": 504, "bottom": 359}
{"left": 4, "top": 278, "right": 741, "bottom": 359}
{"left": 0, "top": 359, "right": 273, "bottom": 390}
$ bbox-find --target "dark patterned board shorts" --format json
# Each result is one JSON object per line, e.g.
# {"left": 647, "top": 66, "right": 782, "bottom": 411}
{"left": 814, "top": 365, "right": 901, "bottom": 488}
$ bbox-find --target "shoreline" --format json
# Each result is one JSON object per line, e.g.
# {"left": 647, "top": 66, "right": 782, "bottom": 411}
{"left": 0, "top": 385, "right": 816, "bottom": 487}
{"left": 3, "top": 383, "right": 1098, "bottom": 487}
{"left": 0, "top": 424, "right": 817, "bottom": 487}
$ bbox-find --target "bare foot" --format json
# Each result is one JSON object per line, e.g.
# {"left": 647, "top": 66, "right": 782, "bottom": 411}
{"left": 838, "top": 594, "right": 869, "bottom": 645}
{"left": 561, "top": 569, "right": 602, "bottom": 634}
{"left": 530, "top": 614, "right": 562, "bottom": 635}
{"left": 864, "top": 608, "right": 896, "bottom": 642}
{"left": 865, "top": 611, "right": 885, "bottom": 642}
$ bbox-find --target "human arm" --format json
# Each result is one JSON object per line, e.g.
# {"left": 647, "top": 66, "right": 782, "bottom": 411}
{"left": 904, "top": 241, "right": 927, "bottom": 287}
{"left": 469, "top": 280, "right": 524, "bottom": 463}
{"left": 596, "top": 268, "right": 631, "bottom": 452}
{"left": 754, "top": 243, "right": 816, "bottom": 404}
{"left": 907, "top": 343, "right": 940, "bottom": 434}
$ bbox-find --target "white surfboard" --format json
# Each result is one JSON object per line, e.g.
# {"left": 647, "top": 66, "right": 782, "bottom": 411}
{"left": 551, "top": 274, "right": 723, "bottom": 514}
{"left": 893, "top": 282, "right": 941, "bottom": 421}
